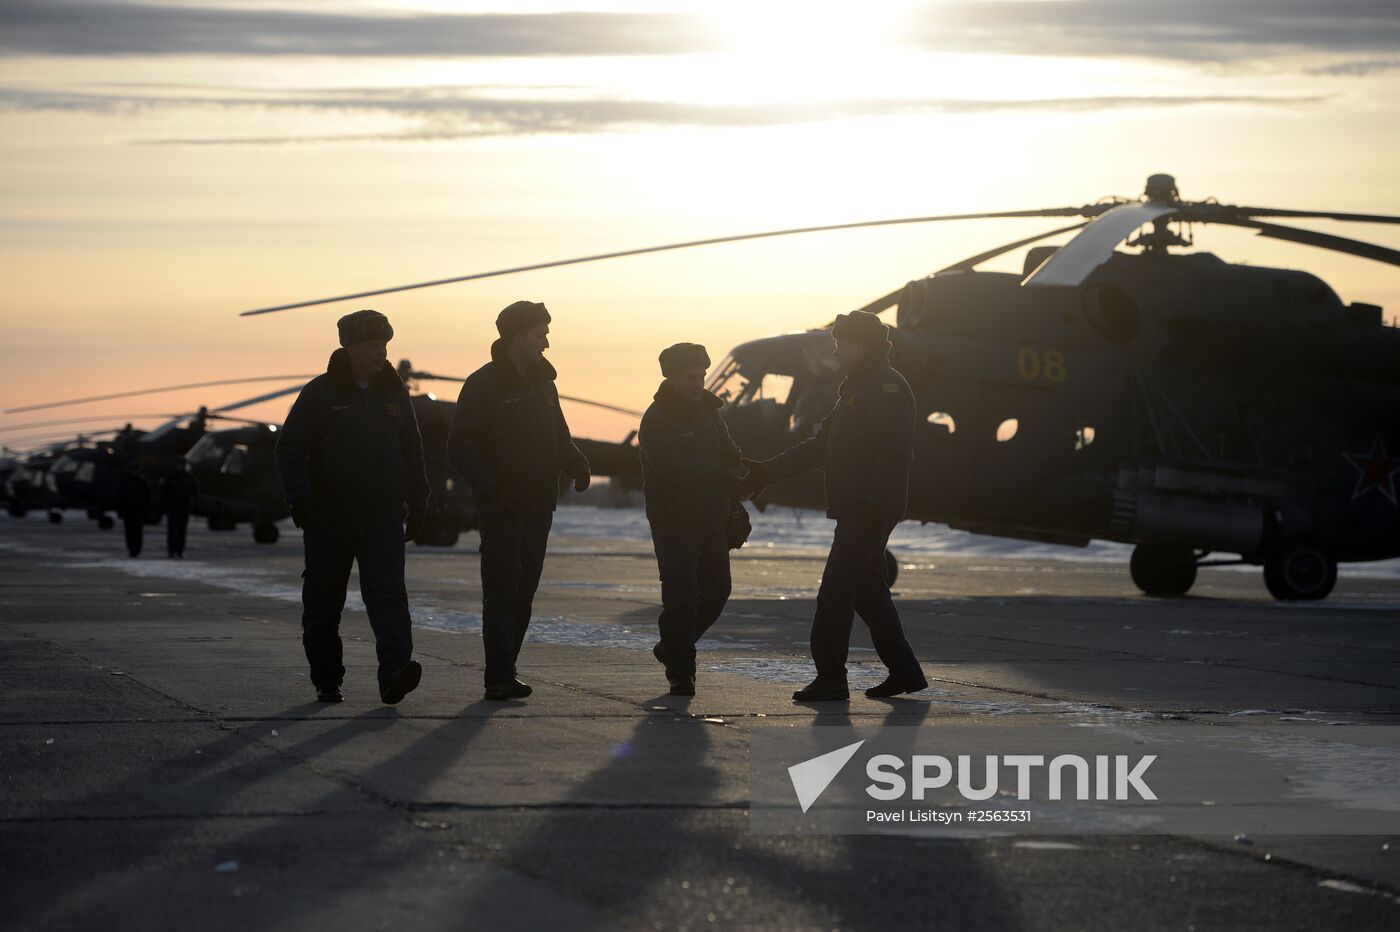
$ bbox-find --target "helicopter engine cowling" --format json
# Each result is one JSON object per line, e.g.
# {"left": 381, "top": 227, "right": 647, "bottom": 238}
{"left": 1115, "top": 490, "right": 1265, "bottom": 554}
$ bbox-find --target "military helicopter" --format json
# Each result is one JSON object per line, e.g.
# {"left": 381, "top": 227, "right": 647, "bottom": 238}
{"left": 241, "top": 175, "right": 1400, "bottom": 601}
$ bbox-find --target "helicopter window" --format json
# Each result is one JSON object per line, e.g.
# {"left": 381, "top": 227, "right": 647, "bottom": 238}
{"left": 706, "top": 356, "right": 741, "bottom": 400}
{"left": 1083, "top": 284, "right": 1141, "bottom": 343}
{"left": 76, "top": 462, "right": 96, "bottom": 483}
{"left": 222, "top": 443, "right": 252, "bottom": 476}
{"left": 754, "top": 374, "right": 794, "bottom": 406}
{"left": 1073, "top": 425, "right": 1096, "bottom": 450}
{"left": 995, "top": 418, "right": 1019, "bottom": 442}
{"left": 185, "top": 436, "right": 229, "bottom": 470}
{"left": 926, "top": 411, "right": 956, "bottom": 434}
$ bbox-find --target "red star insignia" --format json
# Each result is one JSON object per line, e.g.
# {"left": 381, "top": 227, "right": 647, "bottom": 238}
{"left": 1342, "top": 435, "right": 1400, "bottom": 505}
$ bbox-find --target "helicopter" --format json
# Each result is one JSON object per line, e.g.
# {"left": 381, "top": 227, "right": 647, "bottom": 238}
{"left": 240, "top": 174, "right": 1400, "bottom": 601}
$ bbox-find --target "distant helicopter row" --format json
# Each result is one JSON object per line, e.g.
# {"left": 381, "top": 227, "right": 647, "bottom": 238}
{"left": 1, "top": 367, "right": 643, "bottom": 547}
{"left": 5, "top": 175, "right": 1398, "bottom": 602}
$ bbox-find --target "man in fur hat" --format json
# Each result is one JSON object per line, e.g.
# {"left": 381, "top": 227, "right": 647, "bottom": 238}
{"left": 639, "top": 342, "right": 746, "bottom": 696}
{"left": 448, "top": 301, "right": 590, "bottom": 700}
{"left": 739, "top": 311, "right": 928, "bottom": 701}
{"left": 276, "top": 309, "right": 430, "bottom": 706}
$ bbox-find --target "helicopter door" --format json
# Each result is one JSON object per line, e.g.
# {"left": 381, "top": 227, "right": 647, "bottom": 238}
{"left": 911, "top": 400, "right": 975, "bottom": 519}
{"left": 966, "top": 381, "right": 1044, "bottom": 521}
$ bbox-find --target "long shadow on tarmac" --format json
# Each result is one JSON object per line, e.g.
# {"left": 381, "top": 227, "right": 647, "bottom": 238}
{"left": 440, "top": 688, "right": 1028, "bottom": 929}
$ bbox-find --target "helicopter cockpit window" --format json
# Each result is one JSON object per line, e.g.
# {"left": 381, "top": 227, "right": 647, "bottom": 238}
{"left": 926, "top": 412, "right": 956, "bottom": 434}
{"left": 754, "top": 374, "right": 794, "bottom": 406}
{"left": 185, "top": 436, "right": 228, "bottom": 470}
{"left": 75, "top": 461, "right": 96, "bottom": 483}
{"left": 222, "top": 443, "right": 252, "bottom": 477}
{"left": 706, "top": 356, "right": 796, "bottom": 409}
{"left": 706, "top": 355, "right": 740, "bottom": 400}
{"left": 995, "top": 418, "right": 1019, "bottom": 442}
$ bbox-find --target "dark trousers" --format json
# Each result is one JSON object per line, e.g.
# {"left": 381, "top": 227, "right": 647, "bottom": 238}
{"left": 166, "top": 510, "right": 189, "bottom": 555}
{"left": 122, "top": 517, "right": 143, "bottom": 557}
{"left": 301, "top": 506, "right": 413, "bottom": 691}
{"left": 478, "top": 507, "right": 553, "bottom": 686}
{"left": 651, "top": 523, "right": 731, "bottom": 678}
{"left": 811, "top": 515, "right": 922, "bottom": 683}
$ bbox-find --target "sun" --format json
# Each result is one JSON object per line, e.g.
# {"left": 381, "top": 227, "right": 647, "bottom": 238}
{"left": 702, "top": 1, "right": 915, "bottom": 102}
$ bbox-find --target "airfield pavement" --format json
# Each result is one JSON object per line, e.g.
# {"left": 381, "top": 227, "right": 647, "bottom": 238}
{"left": 1, "top": 509, "right": 1398, "bottom": 931}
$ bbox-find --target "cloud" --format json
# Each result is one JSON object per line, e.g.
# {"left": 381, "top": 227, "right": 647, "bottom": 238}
{"left": 0, "top": 84, "right": 1324, "bottom": 144}
{"left": 910, "top": 0, "right": 1400, "bottom": 65}
{"left": 0, "top": 1, "right": 719, "bottom": 57}
{"left": 0, "top": 0, "right": 1397, "bottom": 68}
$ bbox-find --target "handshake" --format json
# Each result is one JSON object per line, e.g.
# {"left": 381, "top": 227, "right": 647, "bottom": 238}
{"left": 712, "top": 459, "right": 771, "bottom": 500}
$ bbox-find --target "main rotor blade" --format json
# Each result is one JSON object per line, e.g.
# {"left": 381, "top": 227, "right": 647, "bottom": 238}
{"left": 558, "top": 395, "right": 644, "bottom": 418}
{"left": 212, "top": 383, "right": 307, "bottom": 413}
{"left": 1224, "top": 207, "right": 1400, "bottom": 225}
{"left": 0, "top": 414, "right": 177, "bottom": 434}
{"left": 204, "top": 412, "right": 282, "bottom": 427}
{"left": 940, "top": 221, "right": 1090, "bottom": 272}
{"left": 6, "top": 375, "right": 316, "bottom": 414}
{"left": 1216, "top": 218, "right": 1400, "bottom": 267}
{"left": 8, "top": 432, "right": 120, "bottom": 450}
{"left": 239, "top": 207, "right": 1091, "bottom": 317}
{"left": 1023, "top": 203, "right": 1177, "bottom": 287}
{"left": 406, "top": 370, "right": 466, "bottom": 383}
{"left": 405, "top": 368, "right": 643, "bottom": 417}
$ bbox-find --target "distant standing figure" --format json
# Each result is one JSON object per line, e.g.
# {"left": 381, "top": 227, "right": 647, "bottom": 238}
{"left": 275, "top": 309, "right": 431, "bottom": 706}
{"left": 639, "top": 342, "right": 745, "bottom": 696}
{"left": 116, "top": 463, "right": 149, "bottom": 558}
{"left": 159, "top": 458, "right": 198, "bottom": 558}
{"left": 447, "top": 301, "right": 590, "bottom": 701}
{"left": 739, "top": 311, "right": 928, "bottom": 701}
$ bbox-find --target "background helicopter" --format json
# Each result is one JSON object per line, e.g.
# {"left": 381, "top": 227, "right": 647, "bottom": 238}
{"left": 242, "top": 174, "right": 1400, "bottom": 602}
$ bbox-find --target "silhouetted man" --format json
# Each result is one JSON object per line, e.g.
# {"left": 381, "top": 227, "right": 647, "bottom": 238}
{"left": 276, "top": 309, "right": 430, "bottom": 705}
{"left": 448, "top": 301, "right": 590, "bottom": 701}
{"left": 639, "top": 342, "right": 745, "bottom": 696}
{"left": 159, "top": 458, "right": 198, "bottom": 558}
{"left": 740, "top": 311, "right": 928, "bottom": 701}
{"left": 115, "top": 463, "right": 149, "bottom": 558}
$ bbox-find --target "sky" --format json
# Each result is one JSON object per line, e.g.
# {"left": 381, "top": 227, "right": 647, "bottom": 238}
{"left": 2, "top": 0, "right": 1400, "bottom": 446}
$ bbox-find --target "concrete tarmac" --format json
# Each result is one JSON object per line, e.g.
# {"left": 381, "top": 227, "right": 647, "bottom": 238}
{"left": 1, "top": 514, "right": 1398, "bottom": 931}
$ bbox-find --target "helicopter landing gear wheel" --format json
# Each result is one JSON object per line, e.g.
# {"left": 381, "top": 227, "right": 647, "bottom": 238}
{"left": 1130, "top": 544, "right": 1198, "bottom": 596}
{"left": 883, "top": 549, "right": 899, "bottom": 587}
{"left": 1263, "top": 542, "right": 1336, "bottom": 601}
{"left": 48, "top": 511, "right": 63, "bottom": 524}
{"left": 97, "top": 515, "right": 114, "bottom": 530}
{"left": 252, "top": 521, "right": 280, "bottom": 544}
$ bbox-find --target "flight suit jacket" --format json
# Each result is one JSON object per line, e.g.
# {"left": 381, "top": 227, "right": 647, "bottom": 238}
{"left": 639, "top": 383, "right": 742, "bottom": 531}
{"left": 760, "top": 349, "right": 915, "bottom": 522}
{"left": 447, "top": 340, "right": 589, "bottom": 513}
{"left": 275, "top": 350, "right": 430, "bottom": 513}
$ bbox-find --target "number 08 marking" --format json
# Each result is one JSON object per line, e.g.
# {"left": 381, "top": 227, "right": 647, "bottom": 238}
{"left": 1017, "top": 348, "right": 1067, "bottom": 383}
